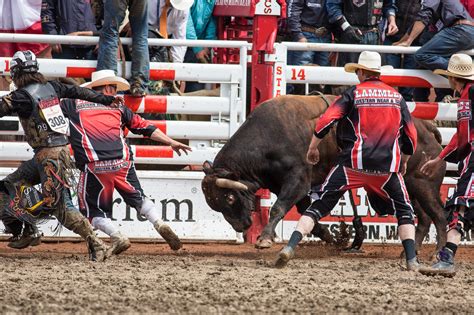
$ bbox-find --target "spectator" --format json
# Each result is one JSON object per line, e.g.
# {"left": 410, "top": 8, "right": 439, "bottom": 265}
{"left": 97, "top": 0, "right": 149, "bottom": 97}
{"left": 148, "top": 0, "right": 192, "bottom": 63}
{"left": 0, "top": 0, "right": 51, "bottom": 91}
{"left": 287, "top": 0, "right": 332, "bottom": 67}
{"left": 394, "top": 0, "right": 474, "bottom": 71}
{"left": 383, "top": 0, "right": 422, "bottom": 101}
{"left": 327, "top": 0, "right": 399, "bottom": 64}
{"left": 90, "top": 0, "right": 105, "bottom": 30}
{"left": 41, "top": 0, "right": 98, "bottom": 60}
{"left": 184, "top": 0, "right": 217, "bottom": 92}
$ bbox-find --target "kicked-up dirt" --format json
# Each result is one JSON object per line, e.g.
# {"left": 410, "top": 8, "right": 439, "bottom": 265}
{"left": 0, "top": 241, "right": 473, "bottom": 313}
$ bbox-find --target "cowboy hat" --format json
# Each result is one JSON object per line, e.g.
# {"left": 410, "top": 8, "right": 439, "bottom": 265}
{"left": 80, "top": 70, "right": 130, "bottom": 91}
{"left": 170, "top": 0, "right": 194, "bottom": 11}
{"left": 434, "top": 54, "right": 474, "bottom": 81}
{"left": 344, "top": 51, "right": 384, "bottom": 74}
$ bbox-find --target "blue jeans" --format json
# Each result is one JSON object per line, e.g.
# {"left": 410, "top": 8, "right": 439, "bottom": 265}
{"left": 415, "top": 25, "right": 474, "bottom": 71}
{"left": 287, "top": 31, "right": 331, "bottom": 94}
{"left": 183, "top": 48, "right": 206, "bottom": 93}
{"left": 384, "top": 37, "right": 417, "bottom": 101}
{"left": 290, "top": 31, "right": 332, "bottom": 66}
{"left": 97, "top": 0, "right": 149, "bottom": 87}
{"left": 337, "top": 30, "right": 379, "bottom": 66}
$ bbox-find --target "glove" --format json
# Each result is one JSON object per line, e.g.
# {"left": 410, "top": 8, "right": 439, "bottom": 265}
{"left": 341, "top": 26, "right": 363, "bottom": 44}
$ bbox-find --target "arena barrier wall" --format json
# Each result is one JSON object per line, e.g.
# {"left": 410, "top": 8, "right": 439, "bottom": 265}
{"left": 0, "top": 35, "right": 473, "bottom": 244}
{"left": 272, "top": 42, "right": 474, "bottom": 245}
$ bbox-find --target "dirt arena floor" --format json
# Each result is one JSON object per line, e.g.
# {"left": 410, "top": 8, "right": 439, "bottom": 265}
{"left": 0, "top": 240, "right": 473, "bottom": 314}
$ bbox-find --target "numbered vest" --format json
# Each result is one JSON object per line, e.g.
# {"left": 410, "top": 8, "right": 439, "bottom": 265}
{"left": 344, "top": 0, "right": 384, "bottom": 27}
{"left": 20, "top": 83, "right": 68, "bottom": 149}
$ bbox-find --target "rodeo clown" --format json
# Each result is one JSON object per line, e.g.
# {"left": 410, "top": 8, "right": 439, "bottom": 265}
{"left": 60, "top": 70, "right": 191, "bottom": 254}
{"left": 275, "top": 51, "right": 421, "bottom": 271}
{"left": 0, "top": 50, "right": 122, "bottom": 261}
{"left": 420, "top": 54, "right": 474, "bottom": 277}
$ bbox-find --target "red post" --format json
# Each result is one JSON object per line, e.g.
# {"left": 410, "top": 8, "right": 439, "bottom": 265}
{"left": 214, "top": 0, "right": 286, "bottom": 243}
{"left": 245, "top": 189, "right": 272, "bottom": 244}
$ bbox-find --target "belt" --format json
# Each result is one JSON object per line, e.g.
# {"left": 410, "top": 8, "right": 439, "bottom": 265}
{"left": 87, "top": 159, "right": 130, "bottom": 173}
{"left": 353, "top": 26, "right": 379, "bottom": 34}
{"left": 351, "top": 168, "right": 389, "bottom": 176}
{"left": 301, "top": 25, "right": 328, "bottom": 36}
{"left": 454, "top": 19, "right": 474, "bottom": 27}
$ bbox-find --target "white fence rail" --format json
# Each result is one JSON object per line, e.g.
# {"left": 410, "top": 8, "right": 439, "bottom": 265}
{"left": 0, "top": 36, "right": 249, "bottom": 165}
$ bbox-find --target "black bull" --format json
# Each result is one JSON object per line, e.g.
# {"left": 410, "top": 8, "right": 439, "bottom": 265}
{"left": 202, "top": 95, "right": 447, "bottom": 252}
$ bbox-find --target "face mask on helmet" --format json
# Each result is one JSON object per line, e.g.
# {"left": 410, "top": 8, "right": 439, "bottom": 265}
{"left": 10, "top": 50, "right": 39, "bottom": 79}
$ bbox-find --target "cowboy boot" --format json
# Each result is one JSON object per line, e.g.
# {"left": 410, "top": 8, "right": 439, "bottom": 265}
{"left": 8, "top": 222, "right": 42, "bottom": 249}
{"left": 153, "top": 220, "right": 182, "bottom": 250}
{"left": 60, "top": 210, "right": 110, "bottom": 261}
{"left": 108, "top": 231, "right": 131, "bottom": 255}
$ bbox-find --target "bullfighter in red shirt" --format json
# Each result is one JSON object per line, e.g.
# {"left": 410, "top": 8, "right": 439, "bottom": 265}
{"left": 420, "top": 54, "right": 474, "bottom": 277}
{"left": 275, "top": 51, "right": 420, "bottom": 271}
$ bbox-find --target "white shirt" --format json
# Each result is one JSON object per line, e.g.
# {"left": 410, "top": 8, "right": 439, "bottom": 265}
{"left": 148, "top": 0, "right": 189, "bottom": 63}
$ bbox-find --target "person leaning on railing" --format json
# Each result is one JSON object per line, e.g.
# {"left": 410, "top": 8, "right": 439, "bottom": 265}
{"left": 382, "top": 0, "right": 422, "bottom": 102}
{"left": 286, "top": 0, "right": 333, "bottom": 95}
{"left": 326, "top": 0, "right": 399, "bottom": 65}
{"left": 184, "top": 0, "right": 217, "bottom": 93}
{"left": 394, "top": 0, "right": 474, "bottom": 72}
{"left": 40, "top": 0, "right": 98, "bottom": 60}
{"left": 97, "top": 0, "right": 150, "bottom": 97}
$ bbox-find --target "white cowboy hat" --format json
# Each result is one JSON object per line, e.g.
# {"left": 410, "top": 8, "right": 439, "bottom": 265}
{"left": 344, "top": 51, "right": 384, "bottom": 74}
{"left": 81, "top": 70, "right": 130, "bottom": 91}
{"left": 170, "top": 0, "right": 194, "bottom": 11}
{"left": 434, "top": 54, "right": 474, "bottom": 81}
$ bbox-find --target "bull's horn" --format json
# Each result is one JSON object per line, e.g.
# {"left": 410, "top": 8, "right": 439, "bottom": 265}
{"left": 215, "top": 178, "right": 248, "bottom": 191}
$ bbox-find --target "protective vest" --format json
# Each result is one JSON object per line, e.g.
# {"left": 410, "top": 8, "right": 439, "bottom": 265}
{"left": 344, "top": 0, "right": 384, "bottom": 27}
{"left": 21, "top": 83, "right": 68, "bottom": 149}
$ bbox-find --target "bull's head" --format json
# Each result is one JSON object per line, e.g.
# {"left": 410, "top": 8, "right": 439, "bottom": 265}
{"left": 201, "top": 161, "right": 255, "bottom": 232}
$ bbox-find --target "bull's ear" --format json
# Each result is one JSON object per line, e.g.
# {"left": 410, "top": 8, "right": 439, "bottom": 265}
{"left": 203, "top": 160, "right": 214, "bottom": 175}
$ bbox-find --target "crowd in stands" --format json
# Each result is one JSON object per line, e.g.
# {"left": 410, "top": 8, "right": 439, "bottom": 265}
{"left": 285, "top": 0, "right": 474, "bottom": 100}
{"left": 0, "top": 0, "right": 473, "bottom": 100}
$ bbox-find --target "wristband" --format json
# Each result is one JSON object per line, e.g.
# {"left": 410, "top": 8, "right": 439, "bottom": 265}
{"left": 341, "top": 21, "right": 350, "bottom": 31}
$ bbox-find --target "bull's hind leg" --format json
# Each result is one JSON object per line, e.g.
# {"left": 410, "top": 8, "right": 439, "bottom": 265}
{"left": 345, "top": 192, "right": 365, "bottom": 252}
{"left": 412, "top": 199, "right": 431, "bottom": 253}
{"left": 407, "top": 178, "right": 447, "bottom": 259}
{"left": 255, "top": 172, "right": 310, "bottom": 249}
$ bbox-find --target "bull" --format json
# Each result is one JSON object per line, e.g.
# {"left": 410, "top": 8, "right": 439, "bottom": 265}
{"left": 202, "top": 95, "right": 447, "bottom": 253}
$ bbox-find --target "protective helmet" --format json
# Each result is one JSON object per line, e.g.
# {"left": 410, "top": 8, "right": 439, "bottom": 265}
{"left": 10, "top": 50, "right": 39, "bottom": 79}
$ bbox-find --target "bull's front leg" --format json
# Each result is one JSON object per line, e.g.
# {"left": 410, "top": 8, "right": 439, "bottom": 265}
{"left": 255, "top": 201, "right": 290, "bottom": 249}
{"left": 255, "top": 174, "right": 310, "bottom": 249}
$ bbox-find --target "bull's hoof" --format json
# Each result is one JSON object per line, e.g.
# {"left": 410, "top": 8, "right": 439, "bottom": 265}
{"left": 255, "top": 238, "right": 273, "bottom": 249}
{"left": 342, "top": 247, "right": 364, "bottom": 254}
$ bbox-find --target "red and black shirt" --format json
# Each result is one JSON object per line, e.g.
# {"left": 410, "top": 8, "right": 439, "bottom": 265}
{"left": 61, "top": 99, "right": 157, "bottom": 170}
{"left": 314, "top": 78, "right": 417, "bottom": 173}
{"left": 439, "top": 82, "right": 474, "bottom": 163}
